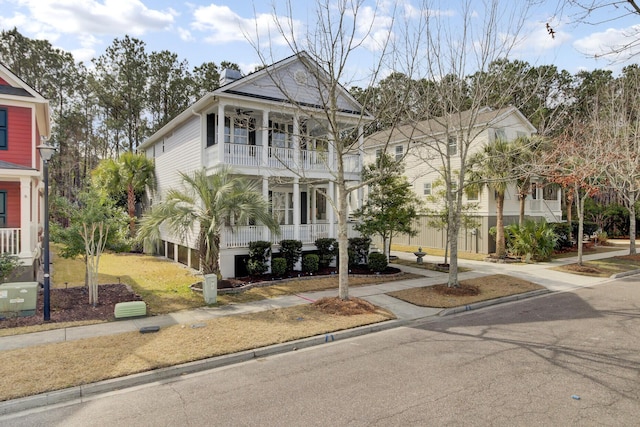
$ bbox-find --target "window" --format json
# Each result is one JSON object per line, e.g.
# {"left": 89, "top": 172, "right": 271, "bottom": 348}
{"left": 395, "top": 145, "right": 403, "bottom": 161}
{"left": 450, "top": 182, "right": 458, "bottom": 195}
{"left": 0, "top": 191, "right": 6, "bottom": 227}
{"left": 467, "top": 188, "right": 479, "bottom": 201}
{"left": 375, "top": 149, "right": 382, "bottom": 159}
{"left": 225, "top": 115, "right": 256, "bottom": 145}
{"left": 269, "top": 120, "right": 293, "bottom": 148}
{"left": 0, "top": 108, "right": 7, "bottom": 150}
{"left": 494, "top": 128, "right": 507, "bottom": 141}
{"left": 447, "top": 136, "right": 457, "bottom": 155}
{"left": 206, "top": 113, "right": 216, "bottom": 147}
{"left": 423, "top": 182, "right": 432, "bottom": 196}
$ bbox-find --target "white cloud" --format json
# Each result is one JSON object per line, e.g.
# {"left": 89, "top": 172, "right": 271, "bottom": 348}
{"left": 191, "top": 4, "right": 301, "bottom": 47}
{"left": 15, "top": 0, "right": 175, "bottom": 36}
{"left": 574, "top": 25, "right": 640, "bottom": 61}
{"left": 178, "top": 27, "right": 194, "bottom": 42}
{"left": 510, "top": 19, "right": 571, "bottom": 58}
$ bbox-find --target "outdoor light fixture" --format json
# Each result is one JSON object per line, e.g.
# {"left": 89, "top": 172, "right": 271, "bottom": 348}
{"left": 37, "top": 143, "right": 56, "bottom": 321}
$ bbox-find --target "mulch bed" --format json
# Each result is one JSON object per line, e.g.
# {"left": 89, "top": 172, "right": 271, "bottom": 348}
{"left": 0, "top": 284, "right": 142, "bottom": 329}
{"left": 219, "top": 266, "right": 401, "bottom": 289}
{"left": 313, "top": 296, "right": 379, "bottom": 315}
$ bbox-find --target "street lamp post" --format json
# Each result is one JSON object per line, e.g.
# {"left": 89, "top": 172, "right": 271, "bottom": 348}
{"left": 37, "top": 143, "right": 56, "bottom": 321}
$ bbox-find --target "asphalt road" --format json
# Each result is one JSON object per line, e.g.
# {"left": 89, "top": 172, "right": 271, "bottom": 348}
{"left": 3, "top": 276, "right": 639, "bottom": 426}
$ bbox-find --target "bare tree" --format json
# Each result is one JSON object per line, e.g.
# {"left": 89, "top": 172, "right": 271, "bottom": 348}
{"left": 391, "top": 0, "right": 534, "bottom": 287}
{"left": 547, "top": 121, "right": 605, "bottom": 265}
{"left": 248, "top": 0, "right": 405, "bottom": 300}
{"left": 542, "top": 0, "right": 640, "bottom": 61}
{"left": 590, "top": 67, "right": 640, "bottom": 253}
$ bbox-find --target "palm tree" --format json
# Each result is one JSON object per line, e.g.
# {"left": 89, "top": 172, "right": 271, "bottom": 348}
{"left": 137, "top": 166, "right": 280, "bottom": 276}
{"left": 468, "top": 138, "right": 516, "bottom": 258}
{"left": 92, "top": 152, "right": 156, "bottom": 237}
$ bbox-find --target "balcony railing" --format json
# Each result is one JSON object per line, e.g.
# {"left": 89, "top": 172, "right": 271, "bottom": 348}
{"left": 217, "top": 143, "right": 360, "bottom": 173}
{"left": 221, "top": 223, "right": 360, "bottom": 249}
{"left": 0, "top": 228, "right": 21, "bottom": 255}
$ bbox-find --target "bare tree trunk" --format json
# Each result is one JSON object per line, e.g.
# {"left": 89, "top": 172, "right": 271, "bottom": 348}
{"left": 519, "top": 194, "right": 526, "bottom": 227}
{"left": 495, "top": 194, "right": 506, "bottom": 257}
{"left": 337, "top": 182, "right": 349, "bottom": 300}
{"left": 576, "top": 186, "right": 585, "bottom": 266}
{"left": 629, "top": 202, "right": 637, "bottom": 255}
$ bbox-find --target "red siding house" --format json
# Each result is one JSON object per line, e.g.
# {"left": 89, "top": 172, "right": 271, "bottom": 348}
{"left": 0, "top": 62, "right": 50, "bottom": 280}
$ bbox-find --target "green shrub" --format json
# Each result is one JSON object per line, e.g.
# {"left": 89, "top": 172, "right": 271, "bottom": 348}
{"left": 0, "top": 253, "right": 20, "bottom": 282}
{"left": 271, "top": 257, "right": 287, "bottom": 277}
{"left": 573, "top": 221, "right": 598, "bottom": 239}
{"left": 247, "top": 241, "right": 271, "bottom": 275}
{"left": 314, "top": 237, "right": 337, "bottom": 267}
{"left": 551, "top": 222, "right": 573, "bottom": 250}
{"left": 279, "top": 239, "right": 302, "bottom": 272}
{"left": 505, "top": 219, "right": 558, "bottom": 262}
{"left": 348, "top": 237, "right": 371, "bottom": 266}
{"left": 302, "top": 254, "right": 320, "bottom": 273}
{"left": 596, "top": 230, "right": 608, "bottom": 245}
{"left": 247, "top": 260, "right": 268, "bottom": 276}
{"left": 367, "top": 252, "right": 388, "bottom": 273}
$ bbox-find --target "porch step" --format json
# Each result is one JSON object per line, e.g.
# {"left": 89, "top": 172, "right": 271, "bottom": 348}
{"left": 114, "top": 301, "right": 147, "bottom": 319}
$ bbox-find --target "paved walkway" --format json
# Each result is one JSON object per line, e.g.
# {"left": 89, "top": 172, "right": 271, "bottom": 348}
{"left": 0, "top": 246, "right": 634, "bottom": 352}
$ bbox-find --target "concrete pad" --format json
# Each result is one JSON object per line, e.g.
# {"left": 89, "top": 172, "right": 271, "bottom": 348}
{"left": 363, "top": 294, "right": 441, "bottom": 320}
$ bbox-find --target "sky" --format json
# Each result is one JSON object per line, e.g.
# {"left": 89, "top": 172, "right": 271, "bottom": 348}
{"left": 1, "top": 0, "right": 639, "bottom": 84}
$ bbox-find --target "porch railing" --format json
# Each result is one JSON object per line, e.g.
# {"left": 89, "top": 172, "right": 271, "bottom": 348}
{"left": 224, "top": 143, "right": 261, "bottom": 167}
{"left": 218, "top": 143, "right": 360, "bottom": 174}
{"left": 221, "top": 223, "right": 360, "bottom": 249}
{"left": 0, "top": 228, "right": 21, "bottom": 255}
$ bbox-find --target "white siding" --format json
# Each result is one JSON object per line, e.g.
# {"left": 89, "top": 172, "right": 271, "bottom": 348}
{"left": 228, "top": 61, "right": 359, "bottom": 113}
{"left": 154, "top": 116, "right": 202, "bottom": 247}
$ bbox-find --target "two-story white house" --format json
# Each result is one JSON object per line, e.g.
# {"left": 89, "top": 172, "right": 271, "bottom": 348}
{"left": 364, "top": 106, "right": 562, "bottom": 254}
{"left": 139, "top": 53, "right": 369, "bottom": 278}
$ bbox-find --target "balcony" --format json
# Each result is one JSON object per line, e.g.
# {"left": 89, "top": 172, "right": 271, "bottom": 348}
{"left": 0, "top": 228, "right": 21, "bottom": 256}
{"left": 211, "top": 143, "right": 360, "bottom": 174}
{"left": 221, "top": 223, "right": 361, "bottom": 249}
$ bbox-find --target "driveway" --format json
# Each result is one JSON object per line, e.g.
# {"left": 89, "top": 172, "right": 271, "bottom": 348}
{"left": 2, "top": 276, "right": 639, "bottom": 426}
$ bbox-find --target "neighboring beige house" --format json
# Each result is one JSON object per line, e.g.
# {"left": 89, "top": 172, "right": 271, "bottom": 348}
{"left": 364, "top": 106, "right": 562, "bottom": 254}
{"left": 139, "top": 53, "right": 369, "bottom": 278}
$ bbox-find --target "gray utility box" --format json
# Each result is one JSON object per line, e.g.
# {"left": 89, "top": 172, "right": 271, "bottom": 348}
{"left": 0, "top": 281, "right": 39, "bottom": 317}
{"left": 203, "top": 274, "right": 217, "bottom": 304}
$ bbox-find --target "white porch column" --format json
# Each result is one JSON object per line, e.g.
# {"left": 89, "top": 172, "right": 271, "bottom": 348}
{"left": 328, "top": 181, "right": 335, "bottom": 238}
{"left": 310, "top": 187, "right": 316, "bottom": 225}
{"left": 262, "top": 110, "right": 269, "bottom": 167}
{"left": 217, "top": 103, "right": 225, "bottom": 163}
{"left": 358, "top": 124, "right": 364, "bottom": 173}
{"left": 293, "top": 178, "right": 300, "bottom": 240}
{"left": 263, "top": 177, "right": 270, "bottom": 241}
{"left": 19, "top": 177, "right": 32, "bottom": 259}
{"left": 293, "top": 114, "right": 300, "bottom": 169}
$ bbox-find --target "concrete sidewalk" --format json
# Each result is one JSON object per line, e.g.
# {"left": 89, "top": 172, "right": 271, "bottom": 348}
{"left": 1, "top": 246, "right": 631, "bottom": 351}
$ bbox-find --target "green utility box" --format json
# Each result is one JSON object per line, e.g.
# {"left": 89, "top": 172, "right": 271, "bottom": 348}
{"left": 0, "top": 281, "right": 38, "bottom": 318}
{"left": 114, "top": 301, "right": 147, "bottom": 319}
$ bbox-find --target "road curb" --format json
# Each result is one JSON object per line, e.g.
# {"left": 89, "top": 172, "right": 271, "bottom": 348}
{"left": 0, "top": 318, "right": 406, "bottom": 417}
{"left": 610, "top": 269, "right": 640, "bottom": 279}
{"left": 438, "top": 289, "right": 551, "bottom": 316}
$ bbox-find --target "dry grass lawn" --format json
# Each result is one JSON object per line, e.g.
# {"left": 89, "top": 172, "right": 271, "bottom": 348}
{"left": 388, "top": 274, "right": 544, "bottom": 308}
{"left": 0, "top": 303, "right": 394, "bottom": 402}
{"left": 219, "top": 272, "right": 422, "bottom": 305}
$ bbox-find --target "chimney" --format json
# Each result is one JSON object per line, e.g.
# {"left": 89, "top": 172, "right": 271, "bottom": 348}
{"left": 219, "top": 68, "right": 242, "bottom": 86}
